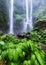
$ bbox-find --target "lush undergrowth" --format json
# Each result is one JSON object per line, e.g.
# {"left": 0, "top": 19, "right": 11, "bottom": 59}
{"left": 0, "top": 34, "right": 46, "bottom": 65}
{"left": 29, "top": 29, "right": 46, "bottom": 44}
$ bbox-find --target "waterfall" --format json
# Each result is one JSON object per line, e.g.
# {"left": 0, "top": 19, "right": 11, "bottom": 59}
{"left": 9, "top": 0, "right": 14, "bottom": 34}
{"left": 26, "top": 0, "right": 29, "bottom": 24}
{"left": 30, "top": 0, "right": 33, "bottom": 29}
{"left": 23, "top": 0, "right": 33, "bottom": 32}
{"left": 24, "top": 0, "right": 29, "bottom": 32}
{"left": 9, "top": 0, "right": 33, "bottom": 34}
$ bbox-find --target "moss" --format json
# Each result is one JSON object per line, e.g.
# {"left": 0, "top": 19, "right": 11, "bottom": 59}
{"left": 0, "top": 31, "right": 3, "bottom": 36}
{"left": 34, "top": 19, "right": 46, "bottom": 30}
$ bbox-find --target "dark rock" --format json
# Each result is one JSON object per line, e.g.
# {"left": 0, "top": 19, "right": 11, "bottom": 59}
{"left": 17, "top": 32, "right": 30, "bottom": 39}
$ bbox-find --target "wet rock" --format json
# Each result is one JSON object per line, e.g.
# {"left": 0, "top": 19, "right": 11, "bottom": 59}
{"left": 17, "top": 32, "right": 30, "bottom": 39}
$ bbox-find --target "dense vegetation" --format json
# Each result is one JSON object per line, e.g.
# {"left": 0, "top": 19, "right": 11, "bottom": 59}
{"left": 0, "top": 34, "right": 46, "bottom": 65}
{"left": 30, "top": 29, "right": 46, "bottom": 44}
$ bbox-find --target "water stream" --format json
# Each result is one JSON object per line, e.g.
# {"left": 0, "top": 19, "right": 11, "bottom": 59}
{"left": 23, "top": 0, "right": 33, "bottom": 32}
{"left": 30, "top": 0, "right": 33, "bottom": 29}
{"left": 9, "top": 0, "right": 14, "bottom": 34}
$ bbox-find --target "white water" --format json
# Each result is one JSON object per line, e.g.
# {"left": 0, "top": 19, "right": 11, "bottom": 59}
{"left": 9, "top": 0, "right": 14, "bottom": 34}
{"left": 24, "top": 0, "right": 33, "bottom": 32}
{"left": 9, "top": 0, "right": 33, "bottom": 34}
{"left": 26, "top": 0, "right": 29, "bottom": 23}
{"left": 25, "top": 0, "right": 29, "bottom": 32}
{"left": 30, "top": 0, "right": 33, "bottom": 29}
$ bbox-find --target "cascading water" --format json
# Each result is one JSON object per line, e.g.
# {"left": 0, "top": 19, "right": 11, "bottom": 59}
{"left": 9, "top": 0, "right": 33, "bottom": 34}
{"left": 26, "top": 0, "right": 29, "bottom": 24}
{"left": 9, "top": 0, "right": 14, "bottom": 34}
{"left": 23, "top": 0, "right": 29, "bottom": 32}
{"left": 23, "top": 0, "right": 33, "bottom": 32}
{"left": 30, "top": 0, "right": 33, "bottom": 29}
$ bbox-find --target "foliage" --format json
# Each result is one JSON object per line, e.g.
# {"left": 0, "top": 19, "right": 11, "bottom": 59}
{"left": 34, "top": 19, "right": 46, "bottom": 30}
{"left": 0, "top": 34, "right": 20, "bottom": 44}
{"left": 40, "top": 30, "right": 46, "bottom": 44}
{"left": 29, "top": 29, "right": 46, "bottom": 44}
{"left": 0, "top": 31, "right": 3, "bottom": 36}
{"left": 33, "top": 3, "right": 46, "bottom": 23}
{"left": 15, "top": 14, "right": 23, "bottom": 21}
{"left": 0, "top": 34, "right": 46, "bottom": 65}
{"left": 32, "top": 18, "right": 46, "bottom": 44}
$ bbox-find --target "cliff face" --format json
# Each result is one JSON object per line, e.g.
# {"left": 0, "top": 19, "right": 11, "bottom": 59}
{"left": 0, "top": 0, "right": 9, "bottom": 33}
{"left": 33, "top": 0, "right": 46, "bottom": 22}
{"left": 0, "top": 0, "right": 46, "bottom": 33}
{"left": 34, "top": 19, "right": 46, "bottom": 31}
